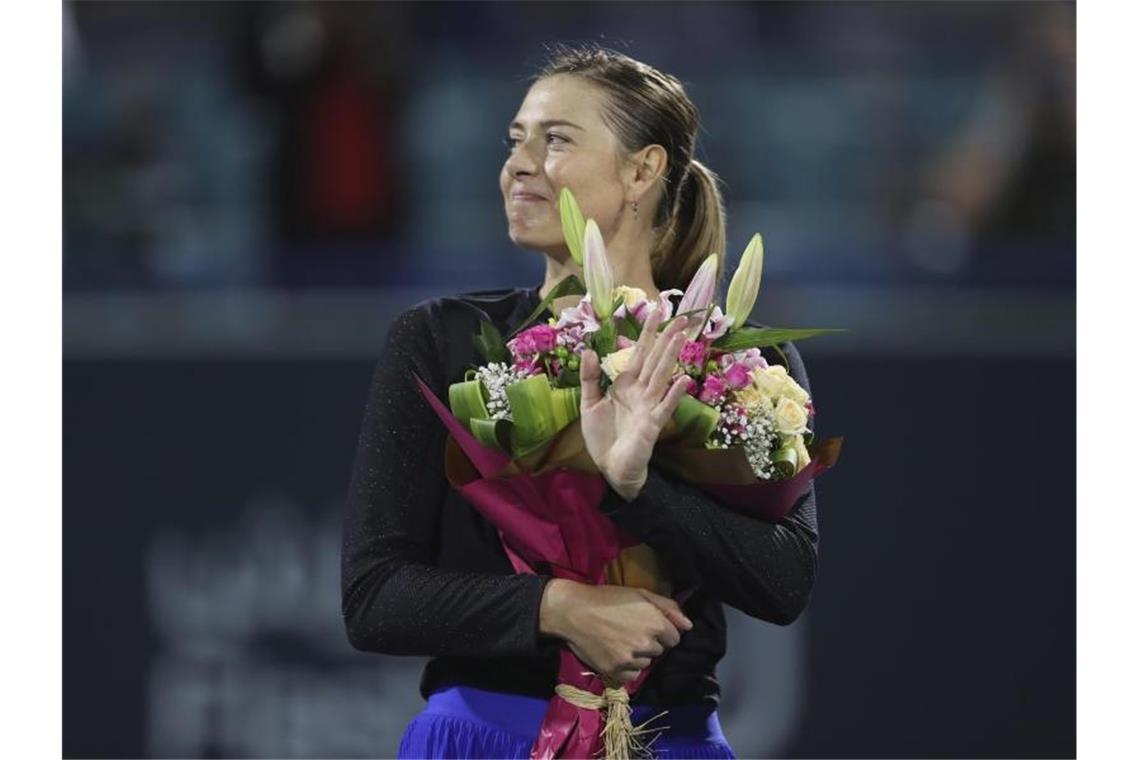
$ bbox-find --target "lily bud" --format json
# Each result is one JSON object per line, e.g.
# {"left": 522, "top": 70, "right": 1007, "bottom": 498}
{"left": 558, "top": 187, "right": 587, "bottom": 267}
{"left": 676, "top": 253, "right": 719, "bottom": 339}
{"left": 725, "top": 233, "right": 764, "bottom": 331}
{"left": 583, "top": 219, "right": 615, "bottom": 319}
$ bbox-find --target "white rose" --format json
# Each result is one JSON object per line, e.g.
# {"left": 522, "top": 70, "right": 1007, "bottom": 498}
{"left": 773, "top": 396, "right": 809, "bottom": 435}
{"left": 600, "top": 346, "right": 637, "bottom": 381}
{"left": 781, "top": 376, "right": 811, "bottom": 406}
{"left": 735, "top": 382, "right": 771, "bottom": 411}
{"left": 754, "top": 364, "right": 789, "bottom": 398}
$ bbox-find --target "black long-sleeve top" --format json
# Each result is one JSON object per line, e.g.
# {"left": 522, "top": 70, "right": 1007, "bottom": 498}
{"left": 341, "top": 285, "right": 821, "bottom": 707}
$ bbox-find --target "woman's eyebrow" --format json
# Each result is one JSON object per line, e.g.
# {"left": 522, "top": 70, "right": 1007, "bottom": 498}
{"left": 507, "top": 119, "right": 585, "bottom": 132}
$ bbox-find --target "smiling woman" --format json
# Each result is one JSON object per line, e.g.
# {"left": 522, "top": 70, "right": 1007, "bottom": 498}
{"left": 342, "top": 42, "right": 820, "bottom": 760}
{"left": 499, "top": 45, "right": 728, "bottom": 318}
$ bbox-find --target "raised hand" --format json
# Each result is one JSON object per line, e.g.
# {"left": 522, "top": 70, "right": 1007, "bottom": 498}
{"left": 579, "top": 309, "right": 694, "bottom": 501}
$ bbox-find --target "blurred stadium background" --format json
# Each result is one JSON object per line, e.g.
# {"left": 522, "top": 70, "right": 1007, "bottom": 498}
{"left": 63, "top": 1, "right": 1075, "bottom": 757}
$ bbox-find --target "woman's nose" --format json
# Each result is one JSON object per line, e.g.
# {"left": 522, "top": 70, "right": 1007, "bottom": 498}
{"left": 506, "top": 140, "right": 541, "bottom": 176}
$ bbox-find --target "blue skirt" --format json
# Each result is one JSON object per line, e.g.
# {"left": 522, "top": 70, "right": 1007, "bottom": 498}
{"left": 398, "top": 683, "right": 735, "bottom": 759}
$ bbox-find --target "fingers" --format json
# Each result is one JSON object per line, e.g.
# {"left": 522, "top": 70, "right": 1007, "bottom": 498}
{"left": 651, "top": 374, "right": 695, "bottom": 428}
{"left": 646, "top": 331, "right": 687, "bottom": 399}
{"left": 579, "top": 348, "right": 602, "bottom": 408}
{"left": 639, "top": 316, "right": 688, "bottom": 388}
{"left": 632, "top": 639, "right": 666, "bottom": 658}
{"left": 623, "top": 307, "right": 662, "bottom": 379}
{"left": 613, "top": 668, "right": 643, "bottom": 685}
{"left": 638, "top": 589, "right": 694, "bottom": 631}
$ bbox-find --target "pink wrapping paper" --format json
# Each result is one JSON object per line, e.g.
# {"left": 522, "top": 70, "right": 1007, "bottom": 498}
{"left": 413, "top": 372, "right": 839, "bottom": 757}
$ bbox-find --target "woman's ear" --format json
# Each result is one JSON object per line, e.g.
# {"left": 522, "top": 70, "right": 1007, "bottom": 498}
{"left": 625, "top": 144, "right": 669, "bottom": 201}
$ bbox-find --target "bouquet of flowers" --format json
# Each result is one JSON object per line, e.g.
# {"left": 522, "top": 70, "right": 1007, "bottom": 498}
{"left": 413, "top": 189, "right": 844, "bottom": 758}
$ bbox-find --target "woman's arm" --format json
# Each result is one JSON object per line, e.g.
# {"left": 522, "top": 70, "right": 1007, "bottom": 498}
{"left": 340, "top": 305, "right": 555, "bottom": 657}
{"left": 598, "top": 340, "right": 821, "bottom": 626}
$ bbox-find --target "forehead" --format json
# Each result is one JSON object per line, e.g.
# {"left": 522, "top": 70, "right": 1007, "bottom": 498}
{"left": 509, "top": 75, "right": 608, "bottom": 130}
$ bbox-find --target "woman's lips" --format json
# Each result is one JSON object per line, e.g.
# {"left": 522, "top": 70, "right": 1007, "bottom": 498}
{"left": 511, "top": 193, "right": 547, "bottom": 202}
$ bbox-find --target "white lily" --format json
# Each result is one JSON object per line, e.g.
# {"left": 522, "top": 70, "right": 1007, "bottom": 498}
{"left": 675, "top": 253, "right": 719, "bottom": 340}
{"left": 583, "top": 219, "right": 615, "bottom": 320}
{"left": 725, "top": 233, "right": 764, "bottom": 330}
{"left": 558, "top": 187, "right": 586, "bottom": 267}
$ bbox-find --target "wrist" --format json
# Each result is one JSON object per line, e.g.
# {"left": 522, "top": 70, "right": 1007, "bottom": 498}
{"left": 607, "top": 473, "right": 646, "bottom": 503}
{"left": 539, "top": 578, "right": 579, "bottom": 639}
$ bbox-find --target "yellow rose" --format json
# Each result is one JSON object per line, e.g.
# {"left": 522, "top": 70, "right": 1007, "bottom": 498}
{"left": 614, "top": 285, "right": 649, "bottom": 310}
{"left": 774, "top": 396, "right": 809, "bottom": 435}
{"left": 601, "top": 346, "right": 637, "bottom": 381}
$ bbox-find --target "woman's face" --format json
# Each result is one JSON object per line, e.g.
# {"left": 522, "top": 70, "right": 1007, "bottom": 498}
{"left": 500, "top": 74, "right": 629, "bottom": 255}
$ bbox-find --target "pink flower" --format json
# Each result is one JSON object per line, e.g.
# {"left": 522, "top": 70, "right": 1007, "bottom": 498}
{"left": 513, "top": 355, "right": 544, "bottom": 376}
{"left": 557, "top": 323, "right": 588, "bottom": 354}
{"left": 685, "top": 378, "right": 701, "bottom": 398}
{"left": 737, "top": 347, "right": 768, "bottom": 370}
{"left": 616, "top": 335, "right": 636, "bottom": 350}
{"left": 528, "top": 324, "right": 558, "bottom": 353}
{"left": 723, "top": 403, "right": 749, "bottom": 435}
{"left": 701, "top": 305, "right": 732, "bottom": 341}
{"left": 508, "top": 324, "right": 558, "bottom": 359}
{"left": 554, "top": 294, "right": 601, "bottom": 334}
{"left": 550, "top": 357, "right": 563, "bottom": 375}
{"left": 508, "top": 332, "right": 536, "bottom": 357}
{"left": 679, "top": 340, "right": 707, "bottom": 368}
{"left": 724, "top": 362, "right": 752, "bottom": 389}
{"left": 698, "top": 374, "right": 728, "bottom": 403}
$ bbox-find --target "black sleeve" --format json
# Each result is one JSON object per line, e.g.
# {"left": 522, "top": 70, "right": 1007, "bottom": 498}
{"left": 598, "top": 341, "right": 821, "bottom": 626}
{"left": 341, "top": 305, "right": 555, "bottom": 657}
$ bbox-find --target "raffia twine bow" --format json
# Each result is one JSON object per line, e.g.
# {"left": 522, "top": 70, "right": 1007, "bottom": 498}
{"left": 554, "top": 681, "right": 669, "bottom": 759}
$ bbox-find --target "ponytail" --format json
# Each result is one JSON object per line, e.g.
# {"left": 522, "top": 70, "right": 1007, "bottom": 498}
{"left": 651, "top": 159, "right": 727, "bottom": 294}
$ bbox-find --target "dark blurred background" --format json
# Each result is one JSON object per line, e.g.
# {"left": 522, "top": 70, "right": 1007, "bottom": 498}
{"left": 63, "top": 1, "right": 1075, "bottom": 757}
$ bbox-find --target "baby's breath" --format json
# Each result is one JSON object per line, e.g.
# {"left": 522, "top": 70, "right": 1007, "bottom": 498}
{"left": 475, "top": 362, "right": 531, "bottom": 421}
{"left": 706, "top": 399, "right": 780, "bottom": 479}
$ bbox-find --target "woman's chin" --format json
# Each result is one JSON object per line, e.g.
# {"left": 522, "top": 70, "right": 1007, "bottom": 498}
{"left": 507, "top": 226, "right": 561, "bottom": 252}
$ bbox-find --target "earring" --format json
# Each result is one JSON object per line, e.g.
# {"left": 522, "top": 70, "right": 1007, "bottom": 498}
{"left": 632, "top": 200, "right": 639, "bottom": 219}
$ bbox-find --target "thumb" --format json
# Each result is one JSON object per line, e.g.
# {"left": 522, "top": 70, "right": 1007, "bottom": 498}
{"left": 580, "top": 349, "right": 603, "bottom": 408}
{"left": 638, "top": 589, "right": 693, "bottom": 630}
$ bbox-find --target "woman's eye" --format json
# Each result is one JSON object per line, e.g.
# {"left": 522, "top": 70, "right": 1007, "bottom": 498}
{"left": 502, "top": 133, "right": 569, "bottom": 152}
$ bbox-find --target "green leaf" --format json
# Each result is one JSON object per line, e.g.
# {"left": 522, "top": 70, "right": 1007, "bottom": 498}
{"left": 473, "top": 319, "right": 510, "bottom": 364}
{"left": 508, "top": 274, "right": 586, "bottom": 338}
{"left": 591, "top": 320, "right": 617, "bottom": 358}
{"left": 506, "top": 374, "right": 559, "bottom": 454}
{"left": 615, "top": 316, "right": 640, "bottom": 342}
{"left": 671, "top": 394, "right": 720, "bottom": 446}
{"left": 448, "top": 379, "right": 490, "bottom": 430}
{"left": 772, "top": 444, "right": 798, "bottom": 479}
{"left": 552, "top": 367, "right": 580, "bottom": 388}
{"left": 550, "top": 386, "right": 582, "bottom": 429}
{"left": 712, "top": 326, "right": 848, "bottom": 352}
{"left": 470, "top": 416, "right": 513, "bottom": 452}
